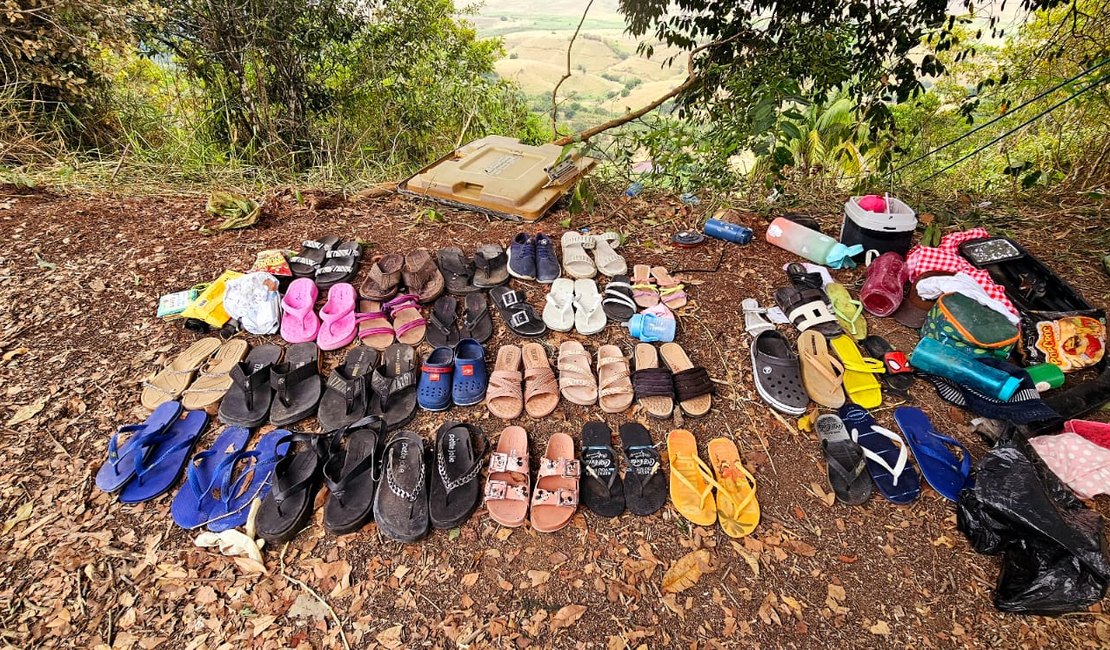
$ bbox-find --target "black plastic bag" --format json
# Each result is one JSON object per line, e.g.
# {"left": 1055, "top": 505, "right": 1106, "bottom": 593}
{"left": 957, "top": 439, "right": 1110, "bottom": 614}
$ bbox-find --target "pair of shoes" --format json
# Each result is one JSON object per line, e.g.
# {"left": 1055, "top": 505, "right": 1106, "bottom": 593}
{"left": 360, "top": 249, "right": 445, "bottom": 303}
{"left": 280, "top": 279, "right": 359, "bottom": 350}
{"left": 667, "top": 430, "right": 759, "bottom": 538}
{"left": 140, "top": 337, "right": 244, "bottom": 412}
{"left": 170, "top": 426, "right": 287, "bottom": 531}
{"left": 437, "top": 245, "right": 510, "bottom": 293}
{"left": 796, "top": 332, "right": 885, "bottom": 409}
{"left": 560, "top": 231, "right": 626, "bottom": 279}
{"left": 580, "top": 422, "right": 667, "bottom": 518}
{"left": 630, "top": 343, "right": 714, "bottom": 418}
{"left": 427, "top": 293, "right": 493, "bottom": 347}
{"left": 418, "top": 339, "right": 488, "bottom": 410}
{"left": 557, "top": 341, "right": 634, "bottom": 412}
{"left": 355, "top": 295, "right": 427, "bottom": 350}
{"left": 631, "top": 265, "right": 687, "bottom": 309}
{"left": 288, "top": 236, "right": 362, "bottom": 288}
{"left": 507, "top": 233, "right": 560, "bottom": 283}
{"left": 218, "top": 343, "right": 322, "bottom": 428}
{"left": 542, "top": 278, "right": 605, "bottom": 334}
{"left": 486, "top": 343, "right": 559, "bottom": 419}
{"left": 485, "top": 427, "right": 579, "bottom": 532}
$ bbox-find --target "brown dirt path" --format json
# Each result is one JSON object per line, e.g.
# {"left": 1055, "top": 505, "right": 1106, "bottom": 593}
{"left": 0, "top": 186, "right": 1108, "bottom": 649}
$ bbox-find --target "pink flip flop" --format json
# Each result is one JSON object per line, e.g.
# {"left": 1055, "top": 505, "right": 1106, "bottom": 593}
{"left": 317, "top": 283, "right": 357, "bottom": 351}
{"left": 280, "top": 277, "right": 320, "bottom": 343}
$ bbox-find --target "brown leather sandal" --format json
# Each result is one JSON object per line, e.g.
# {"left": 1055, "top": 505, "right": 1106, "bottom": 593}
{"left": 360, "top": 253, "right": 403, "bottom": 301}
{"left": 403, "top": 249, "right": 445, "bottom": 304}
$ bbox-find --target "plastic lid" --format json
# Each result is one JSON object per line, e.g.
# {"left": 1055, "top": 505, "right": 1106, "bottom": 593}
{"left": 825, "top": 243, "right": 865, "bottom": 269}
{"left": 998, "top": 376, "right": 1022, "bottom": 401}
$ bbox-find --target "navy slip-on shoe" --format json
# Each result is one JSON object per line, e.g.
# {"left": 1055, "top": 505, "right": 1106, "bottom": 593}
{"left": 417, "top": 346, "right": 455, "bottom": 411}
{"left": 452, "top": 339, "right": 488, "bottom": 406}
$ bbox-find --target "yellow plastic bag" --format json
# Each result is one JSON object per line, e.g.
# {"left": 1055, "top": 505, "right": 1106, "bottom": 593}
{"left": 180, "top": 270, "right": 243, "bottom": 328}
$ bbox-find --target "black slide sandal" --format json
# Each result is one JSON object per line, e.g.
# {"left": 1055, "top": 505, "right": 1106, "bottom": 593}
{"left": 269, "top": 343, "right": 323, "bottom": 426}
{"left": 426, "top": 295, "right": 460, "bottom": 348}
{"left": 581, "top": 422, "right": 625, "bottom": 518}
{"left": 429, "top": 421, "right": 489, "bottom": 529}
{"left": 289, "top": 235, "right": 339, "bottom": 278}
{"left": 369, "top": 343, "right": 418, "bottom": 430}
{"left": 256, "top": 432, "right": 324, "bottom": 542}
{"left": 219, "top": 345, "right": 283, "bottom": 427}
{"left": 318, "top": 347, "right": 378, "bottom": 431}
{"left": 373, "top": 430, "right": 430, "bottom": 542}
{"left": 602, "top": 275, "right": 637, "bottom": 321}
{"left": 489, "top": 286, "right": 546, "bottom": 337}
{"left": 459, "top": 292, "right": 493, "bottom": 343}
{"left": 619, "top": 423, "right": 667, "bottom": 516}
{"left": 315, "top": 240, "right": 362, "bottom": 288}
{"left": 323, "top": 416, "right": 386, "bottom": 534}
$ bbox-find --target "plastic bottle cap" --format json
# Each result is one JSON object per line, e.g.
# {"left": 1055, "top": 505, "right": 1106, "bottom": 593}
{"left": 999, "top": 376, "right": 1022, "bottom": 401}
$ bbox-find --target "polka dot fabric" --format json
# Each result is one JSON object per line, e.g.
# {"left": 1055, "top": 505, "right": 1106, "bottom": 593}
{"left": 1029, "top": 431, "right": 1110, "bottom": 499}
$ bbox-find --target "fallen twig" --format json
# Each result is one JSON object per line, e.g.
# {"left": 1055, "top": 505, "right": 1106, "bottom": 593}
{"left": 279, "top": 543, "right": 350, "bottom": 650}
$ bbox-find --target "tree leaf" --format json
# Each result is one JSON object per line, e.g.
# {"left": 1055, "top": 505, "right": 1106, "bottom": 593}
{"left": 550, "top": 604, "right": 587, "bottom": 630}
{"left": 661, "top": 549, "right": 717, "bottom": 594}
{"left": 7, "top": 397, "right": 47, "bottom": 426}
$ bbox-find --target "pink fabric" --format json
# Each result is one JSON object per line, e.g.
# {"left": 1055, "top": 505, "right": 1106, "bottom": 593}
{"left": 1064, "top": 420, "right": 1110, "bottom": 451}
{"left": 1029, "top": 432, "right": 1110, "bottom": 499}
{"left": 280, "top": 277, "right": 320, "bottom": 343}
{"left": 642, "top": 303, "right": 674, "bottom": 320}
{"left": 316, "top": 283, "right": 357, "bottom": 351}
{"left": 905, "top": 228, "right": 1018, "bottom": 316}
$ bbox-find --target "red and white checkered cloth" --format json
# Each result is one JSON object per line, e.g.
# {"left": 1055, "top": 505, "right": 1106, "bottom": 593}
{"left": 905, "top": 227, "right": 1018, "bottom": 316}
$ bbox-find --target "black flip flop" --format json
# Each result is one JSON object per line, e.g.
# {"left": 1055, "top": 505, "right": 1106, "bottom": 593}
{"left": 373, "top": 430, "right": 430, "bottom": 542}
{"left": 619, "top": 423, "right": 666, "bottom": 516}
{"left": 323, "top": 415, "right": 386, "bottom": 534}
{"left": 473, "top": 244, "right": 509, "bottom": 288}
{"left": 269, "top": 343, "right": 323, "bottom": 426}
{"left": 816, "top": 414, "right": 872, "bottom": 505}
{"left": 437, "top": 247, "right": 479, "bottom": 295}
{"left": 861, "top": 335, "right": 914, "bottom": 398}
{"left": 289, "top": 235, "right": 339, "bottom": 278}
{"left": 318, "top": 347, "right": 379, "bottom": 431}
{"left": 368, "top": 343, "right": 418, "bottom": 430}
{"left": 458, "top": 292, "right": 493, "bottom": 344}
{"left": 489, "top": 286, "right": 546, "bottom": 338}
{"left": 256, "top": 432, "right": 325, "bottom": 542}
{"left": 429, "top": 421, "right": 489, "bottom": 529}
{"left": 602, "top": 275, "right": 637, "bottom": 321}
{"left": 315, "top": 239, "right": 362, "bottom": 288}
{"left": 581, "top": 422, "right": 625, "bottom": 518}
{"left": 218, "top": 345, "right": 283, "bottom": 427}
{"left": 426, "top": 295, "right": 460, "bottom": 348}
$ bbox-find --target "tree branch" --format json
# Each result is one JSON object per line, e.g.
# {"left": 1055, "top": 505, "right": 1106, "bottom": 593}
{"left": 551, "top": 0, "right": 594, "bottom": 136}
{"left": 553, "top": 31, "right": 747, "bottom": 146}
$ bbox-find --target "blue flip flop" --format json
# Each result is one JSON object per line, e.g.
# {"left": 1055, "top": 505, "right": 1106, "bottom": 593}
{"left": 95, "top": 401, "right": 183, "bottom": 493}
{"left": 119, "top": 410, "right": 209, "bottom": 504}
{"left": 205, "top": 429, "right": 291, "bottom": 532}
{"left": 840, "top": 404, "right": 921, "bottom": 505}
{"left": 893, "top": 406, "right": 972, "bottom": 502}
{"left": 452, "top": 338, "right": 487, "bottom": 406}
{"left": 171, "top": 426, "right": 252, "bottom": 529}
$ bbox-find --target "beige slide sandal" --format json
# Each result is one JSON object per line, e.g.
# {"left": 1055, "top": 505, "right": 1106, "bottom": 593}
{"left": 558, "top": 341, "right": 598, "bottom": 406}
{"left": 141, "top": 337, "right": 221, "bottom": 411}
{"left": 632, "top": 344, "right": 673, "bottom": 418}
{"left": 597, "top": 345, "right": 634, "bottom": 413}
{"left": 522, "top": 343, "right": 560, "bottom": 418}
{"left": 485, "top": 426, "right": 531, "bottom": 528}
{"left": 486, "top": 345, "right": 524, "bottom": 420}
{"left": 659, "top": 342, "right": 713, "bottom": 417}
{"left": 180, "top": 339, "right": 250, "bottom": 412}
{"left": 530, "top": 432, "right": 580, "bottom": 533}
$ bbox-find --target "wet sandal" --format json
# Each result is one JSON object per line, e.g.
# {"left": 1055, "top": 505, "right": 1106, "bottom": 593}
{"left": 429, "top": 421, "right": 489, "bottom": 529}
{"left": 580, "top": 422, "right": 625, "bottom": 518}
{"left": 530, "top": 432, "right": 580, "bottom": 533}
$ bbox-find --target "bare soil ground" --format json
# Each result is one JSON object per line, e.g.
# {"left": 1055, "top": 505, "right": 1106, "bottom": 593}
{"left": 1, "top": 185, "right": 1109, "bottom": 649}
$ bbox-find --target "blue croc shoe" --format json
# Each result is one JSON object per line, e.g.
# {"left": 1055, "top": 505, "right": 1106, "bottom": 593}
{"left": 418, "top": 346, "right": 455, "bottom": 411}
{"left": 452, "top": 339, "right": 488, "bottom": 406}
{"left": 507, "top": 233, "right": 536, "bottom": 281}
{"left": 534, "top": 233, "right": 561, "bottom": 284}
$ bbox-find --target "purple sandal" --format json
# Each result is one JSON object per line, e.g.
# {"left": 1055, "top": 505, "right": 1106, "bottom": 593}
{"left": 384, "top": 294, "right": 428, "bottom": 347}
{"left": 356, "top": 299, "right": 395, "bottom": 351}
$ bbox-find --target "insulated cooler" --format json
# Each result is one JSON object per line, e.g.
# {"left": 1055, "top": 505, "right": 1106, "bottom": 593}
{"left": 840, "top": 195, "right": 917, "bottom": 260}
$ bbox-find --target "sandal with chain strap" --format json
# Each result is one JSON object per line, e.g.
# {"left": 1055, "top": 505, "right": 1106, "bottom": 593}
{"left": 374, "top": 430, "right": 430, "bottom": 542}
{"left": 429, "top": 421, "right": 489, "bottom": 529}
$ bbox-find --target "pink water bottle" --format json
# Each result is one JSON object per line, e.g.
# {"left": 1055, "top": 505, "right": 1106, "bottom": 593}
{"left": 765, "top": 217, "right": 861, "bottom": 269}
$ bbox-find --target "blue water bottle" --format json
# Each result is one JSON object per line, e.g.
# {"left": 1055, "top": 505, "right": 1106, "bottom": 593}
{"left": 703, "top": 218, "right": 753, "bottom": 244}
{"left": 910, "top": 337, "right": 1022, "bottom": 401}
{"left": 626, "top": 313, "right": 676, "bottom": 343}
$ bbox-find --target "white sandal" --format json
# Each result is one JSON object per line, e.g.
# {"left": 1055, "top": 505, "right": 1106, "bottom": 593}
{"left": 561, "top": 232, "right": 597, "bottom": 279}
{"left": 591, "top": 232, "right": 627, "bottom": 277}
{"left": 542, "top": 278, "right": 575, "bottom": 332}
{"left": 572, "top": 279, "right": 606, "bottom": 335}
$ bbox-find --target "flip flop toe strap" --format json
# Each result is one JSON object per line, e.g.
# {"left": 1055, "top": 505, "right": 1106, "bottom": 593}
{"left": 850, "top": 425, "right": 909, "bottom": 486}
{"left": 671, "top": 455, "right": 717, "bottom": 509}
{"left": 583, "top": 445, "right": 619, "bottom": 498}
{"left": 823, "top": 441, "right": 868, "bottom": 487}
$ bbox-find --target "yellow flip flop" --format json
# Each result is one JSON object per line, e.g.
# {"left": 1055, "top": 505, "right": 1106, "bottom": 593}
{"left": 828, "top": 335, "right": 885, "bottom": 408}
{"left": 707, "top": 438, "right": 760, "bottom": 538}
{"left": 826, "top": 283, "right": 867, "bottom": 340}
{"left": 666, "top": 429, "right": 718, "bottom": 526}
